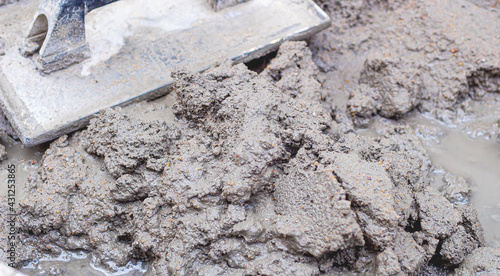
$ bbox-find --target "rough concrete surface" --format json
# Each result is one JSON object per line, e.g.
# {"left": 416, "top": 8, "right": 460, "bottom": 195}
{"left": 0, "top": 0, "right": 499, "bottom": 275}
{"left": 456, "top": 247, "right": 500, "bottom": 275}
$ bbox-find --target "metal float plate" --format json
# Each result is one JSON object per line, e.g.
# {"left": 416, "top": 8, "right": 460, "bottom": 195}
{"left": 0, "top": 0, "right": 330, "bottom": 146}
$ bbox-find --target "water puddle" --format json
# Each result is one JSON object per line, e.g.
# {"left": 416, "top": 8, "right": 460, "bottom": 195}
{"left": 360, "top": 108, "right": 500, "bottom": 249}
{"left": 0, "top": 135, "right": 45, "bottom": 206}
{"left": 19, "top": 251, "right": 146, "bottom": 276}
{"left": 403, "top": 111, "right": 500, "bottom": 248}
{"left": 427, "top": 125, "right": 500, "bottom": 248}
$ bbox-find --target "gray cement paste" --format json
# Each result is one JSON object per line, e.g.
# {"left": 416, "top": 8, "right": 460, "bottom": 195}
{"left": 0, "top": 0, "right": 498, "bottom": 275}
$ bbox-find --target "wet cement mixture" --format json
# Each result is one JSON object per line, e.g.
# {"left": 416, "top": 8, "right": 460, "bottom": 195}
{"left": 0, "top": 0, "right": 499, "bottom": 275}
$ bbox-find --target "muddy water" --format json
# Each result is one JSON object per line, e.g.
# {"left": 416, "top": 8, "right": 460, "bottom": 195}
{"left": 368, "top": 110, "right": 500, "bottom": 249}
{"left": 0, "top": 135, "right": 44, "bottom": 207}
{"left": 426, "top": 124, "right": 500, "bottom": 248}
{"left": 20, "top": 252, "right": 146, "bottom": 276}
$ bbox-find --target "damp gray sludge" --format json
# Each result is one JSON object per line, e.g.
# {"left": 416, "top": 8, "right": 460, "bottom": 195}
{"left": 0, "top": 0, "right": 499, "bottom": 275}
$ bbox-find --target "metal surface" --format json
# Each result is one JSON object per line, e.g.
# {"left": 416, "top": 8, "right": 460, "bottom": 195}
{"left": 21, "top": 0, "right": 119, "bottom": 74}
{"left": 0, "top": 0, "right": 330, "bottom": 146}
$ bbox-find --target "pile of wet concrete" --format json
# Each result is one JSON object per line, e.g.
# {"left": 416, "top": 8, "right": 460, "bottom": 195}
{"left": 0, "top": 0, "right": 499, "bottom": 275}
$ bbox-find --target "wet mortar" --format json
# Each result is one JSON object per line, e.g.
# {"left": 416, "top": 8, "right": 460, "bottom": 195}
{"left": 0, "top": 0, "right": 499, "bottom": 275}
{"left": 3, "top": 75, "right": 499, "bottom": 276}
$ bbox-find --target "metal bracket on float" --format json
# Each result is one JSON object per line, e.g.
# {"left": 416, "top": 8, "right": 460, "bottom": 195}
{"left": 20, "top": 0, "right": 119, "bottom": 74}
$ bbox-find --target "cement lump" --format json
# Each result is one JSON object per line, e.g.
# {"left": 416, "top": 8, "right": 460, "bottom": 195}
{"left": 416, "top": 186, "right": 461, "bottom": 239}
{"left": 348, "top": 58, "right": 423, "bottom": 122}
{"left": 81, "top": 109, "right": 181, "bottom": 178}
{"left": 273, "top": 156, "right": 364, "bottom": 258}
{"left": 440, "top": 172, "right": 471, "bottom": 204}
